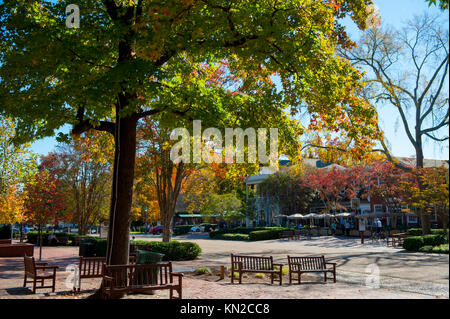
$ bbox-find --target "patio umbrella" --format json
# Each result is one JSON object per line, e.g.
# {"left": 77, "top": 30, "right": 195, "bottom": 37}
{"left": 336, "top": 212, "right": 352, "bottom": 217}
{"left": 287, "top": 213, "right": 304, "bottom": 219}
{"left": 303, "top": 213, "right": 317, "bottom": 218}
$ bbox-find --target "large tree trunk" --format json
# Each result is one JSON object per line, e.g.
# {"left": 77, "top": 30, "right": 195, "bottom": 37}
{"left": 415, "top": 138, "right": 431, "bottom": 235}
{"left": 106, "top": 113, "right": 137, "bottom": 265}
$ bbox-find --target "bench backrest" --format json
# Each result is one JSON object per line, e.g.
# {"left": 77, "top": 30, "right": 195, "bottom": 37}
{"left": 79, "top": 257, "right": 105, "bottom": 278}
{"left": 103, "top": 262, "right": 173, "bottom": 288}
{"left": 24, "top": 256, "right": 36, "bottom": 276}
{"left": 287, "top": 256, "right": 325, "bottom": 271}
{"left": 80, "top": 256, "right": 137, "bottom": 278}
{"left": 231, "top": 254, "right": 274, "bottom": 271}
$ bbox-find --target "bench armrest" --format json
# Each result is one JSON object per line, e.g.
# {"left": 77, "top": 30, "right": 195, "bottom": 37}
{"left": 35, "top": 262, "right": 48, "bottom": 266}
{"left": 325, "top": 262, "right": 336, "bottom": 270}
{"left": 171, "top": 272, "right": 184, "bottom": 277}
{"left": 36, "top": 265, "right": 59, "bottom": 270}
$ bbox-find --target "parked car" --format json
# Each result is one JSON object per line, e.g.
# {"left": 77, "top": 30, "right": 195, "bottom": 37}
{"left": 190, "top": 225, "right": 205, "bottom": 232}
{"left": 150, "top": 225, "right": 163, "bottom": 235}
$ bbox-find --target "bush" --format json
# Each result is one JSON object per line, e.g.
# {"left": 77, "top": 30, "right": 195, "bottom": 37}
{"left": 403, "top": 234, "right": 448, "bottom": 251}
{"left": 418, "top": 245, "right": 433, "bottom": 253}
{"left": 432, "top": 244, "right": 449, "bottom": 254}
{"left": 173, "top": 225, "right": 193, "bottom": 236}
{"left": 408, "top": 228, "right": 446, "bottom": 236}
{"left": 214, "top": 233, "right": 249, "bottom": 241}
{"left": 131, "top": 240, "right": 201, "bottom": 261}
{"left": 249, "top": 229, "right": 282, "bottom": 241}
{"left": 194, "top": 267, "right": 212, "bottom": 275}
{"left": 403, "top": 236, "right": 425, "bottom": 251}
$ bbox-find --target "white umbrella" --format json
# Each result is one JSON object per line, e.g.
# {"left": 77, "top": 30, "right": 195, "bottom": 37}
{"left": 336, "top": 212, "right": 352, "bottom": 217}
{"left": 287, "top": 213, "right": 304, "bottom": 219}
{"left": 303, "top": 213, "right": 317, "bottom": 218}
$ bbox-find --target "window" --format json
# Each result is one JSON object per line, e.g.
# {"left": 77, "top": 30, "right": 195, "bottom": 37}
{"left": 407, "top": 216, "right": 418, "bottom": 224}
{"left": 374, "top": 205, "right": 384, "bottom": 213}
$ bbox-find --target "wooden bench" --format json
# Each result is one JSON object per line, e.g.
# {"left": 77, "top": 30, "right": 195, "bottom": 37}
{"left": 0, "top": 239, "right": 12, "bottom": 245}
{"left": 387, "top": 232, "right": 408, "bottom": 247}
{"left": 287, "top": 255, "right": 336, "bottom": 284}
{"left": 75, "top": 255, "right": 137, "bottom": 291}
{"left": 280, "top": 230, "right": 299, "bottom": 240}
{"left": 230, "top": 254, "right": 283, "bottom": 285}
{"left": 101, "top": 262, "right": 183, "bottom": 299}
{"left": 23, "top": 256, "right": 59, "bottom": 293}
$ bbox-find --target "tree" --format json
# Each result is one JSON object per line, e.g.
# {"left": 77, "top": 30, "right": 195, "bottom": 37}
{"left": 44, "top": 137, "right": 112, "bottom": 235}
{"left": 0, "top": 116, "right": 37, "bottom": 195}
{"left": 260, "top": 168, "right": 316, "bottom": 216}
{"left": 1, "top": 0, "right": 377, "bottom": 269}
{"left": 362, "top": 161, "right": 415, "bottom": 229}
{"left": 299, "top": 166, "right": 358, "bottom": 214}
{"left": 401, "top": 166, "right": 449, "bottom": 229}
{"left": 343, "top": 13, "right": 449, "bottom": 233}
{"left": 23, "top": 168, "right": 68, "bottom": 260}
{"left": 0, "top": 185, "right": 26, "bottom": 239}
{"left": 426, "top": 0, "right": 449, "bottom": 10}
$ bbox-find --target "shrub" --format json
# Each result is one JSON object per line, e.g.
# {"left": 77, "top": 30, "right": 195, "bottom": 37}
{"left": 254, "top": 273, "right": 265, "bottom": 278}
{"left": 422, "top": 234, "right": 447, "bottom": 246}
{"left": 131, "top": 240, "right": 201, "bottom": 261}
{"left": 249, "top": 229, "right": 282, "bottom": 241}
{"left": 214, "top": 233, "right": 249, "bottom": 241}
{"left": 173, "top": 225, "right": 193, "bottom": 236}
{"left": 402, "top": 236, "right": 425, "bottom": 251}
{"left": 408, "top": 228, "right": 446, "bottom": 236}
{"left": 432, "top": 244, "right": 449, "bottom": 254}
{"left": 194, "top": 267, "right": 212, "bottom": 275}
{"left": 418, "top": 245, "right": 433, "bottom": 253}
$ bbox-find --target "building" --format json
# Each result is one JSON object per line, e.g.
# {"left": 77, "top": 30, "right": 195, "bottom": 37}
{"left": 244, "top": 157, "right": 449, "bottom": 229}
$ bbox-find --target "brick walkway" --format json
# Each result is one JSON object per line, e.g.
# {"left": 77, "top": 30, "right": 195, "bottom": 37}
{"left": 0, "top": 236, "right": 448, "bottom": 299}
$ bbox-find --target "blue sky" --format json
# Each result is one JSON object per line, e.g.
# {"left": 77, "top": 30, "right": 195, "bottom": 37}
{"left": 29, "top": 0, "right": 449, "bottom": 160}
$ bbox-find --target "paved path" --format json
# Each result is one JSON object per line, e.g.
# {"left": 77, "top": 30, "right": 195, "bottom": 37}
{"left": 135, "top": 233, "right": 449, "bottom": 298}
{"left": 0, "top": 235, "right": 448, "bottom": 299}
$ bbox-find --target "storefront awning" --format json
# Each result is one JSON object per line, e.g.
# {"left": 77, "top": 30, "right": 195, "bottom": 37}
{"left": 177, "top": 214, "right": 203, "bottom": 218}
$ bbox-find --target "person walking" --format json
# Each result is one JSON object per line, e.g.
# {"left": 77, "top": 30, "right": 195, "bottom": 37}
{"left": 359, "top": 218, "right": 366, "bottom": 244}
{"left": 331, "top": 222, "right": 336, "bottom": 236}
{"left": 344, "top": 220, "right": 350, "bottom": 236}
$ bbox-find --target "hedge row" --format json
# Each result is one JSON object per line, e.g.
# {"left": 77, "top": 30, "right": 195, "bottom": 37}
{"left": 407, "top": 228, "right": 447, "bottom": 236}
{"left": 213, "top": 233, "right": 250, "bottom": 241}
{"left": 131, "top": 240, "right": 202, "bottom": 260}
{"left": 26, "top": 232, "right": 92, "bottom": 246}
{"left": 418, "top": 244, "right": 449, "bottom": 254}
{"left": 249, "top": 229, "right": 283, "bottom": 241}
{"left": 403, "top": 234, "right": 448, "bottom": 252}
{"left": 209, "top": 227, "right": 287, "bottom": 239}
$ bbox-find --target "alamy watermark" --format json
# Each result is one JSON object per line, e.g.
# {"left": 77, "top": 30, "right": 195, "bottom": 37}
{"left": 66, "top": 4, "right": 80, "bottom": 29}
{"left": 170, "top": 120, "right": 279, "bottom": 167}
{"left": 365, "top": 263, "right": 380, "bottom": 289}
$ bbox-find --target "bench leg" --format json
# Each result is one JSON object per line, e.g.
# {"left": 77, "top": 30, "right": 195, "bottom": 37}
{"left": 279, "top": 270, "right": 282, "bottom": 286}
{"left": 23, "top": 274, "right": 27, "bottom": 287}
{"left": 32, "top": 279, "right": 37, "bottom": 294}
{"left": 289, "top": 271, "right": 292, "bottom": 285}
{"left": 239, "top": 272, "right": 242, "bottom": 284}
{"left": 298, "top": 272, "right": 302, "bottom": 284}
{"left": 271, "top": 273, "right": 274, "bottom": 284}
{"left": 324, "top": 271, "right": 327, "bottom": 282}
{"left": 231, "top": 269, "right": 234, "bottom": 284}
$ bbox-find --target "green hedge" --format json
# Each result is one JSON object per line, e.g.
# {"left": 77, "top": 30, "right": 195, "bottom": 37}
{"left": 209, "top": 227, "right": 288, "bottom": 239}
{"left": 213, "top": 233, "right": 250, "bottom": 241}
{"left": 419, "top": 244, "right": 449, "bottom": 254}
{"left": 403, "top": 234, "right": 448, "bottom": 252}
{"left": 249, "top": 230, "right": 283, "bottom": 241}
{"left": 173, "top": 225, "right": 193, "bottom": 236}
{"left": 131, "top": 240, "right": 201, "bottom": 261}
{"left": 26, "top": 231, "right": 87, "bottom": 245}
{"left": 407, "top": 228, "right": 447, "bottom": 236}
